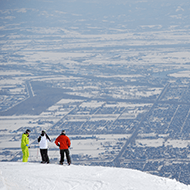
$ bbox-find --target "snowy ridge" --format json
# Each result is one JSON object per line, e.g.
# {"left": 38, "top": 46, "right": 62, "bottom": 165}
{"left": 0, "top": 162, "right": 189, "bottom": 190}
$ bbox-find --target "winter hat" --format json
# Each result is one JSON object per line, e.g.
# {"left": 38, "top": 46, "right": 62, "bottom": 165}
{"left": 41, "top": 130, "right": 45, "bottom": 136}
{"left": 62, "top": 130, "right": 66, "bottom": 135}
{"left": 25, "top": 129, "right": 31, "bottom": 133}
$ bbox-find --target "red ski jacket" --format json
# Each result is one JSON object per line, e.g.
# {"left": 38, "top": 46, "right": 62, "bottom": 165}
{"left": 55, "top": 134, "right": 71, "bottom": 149}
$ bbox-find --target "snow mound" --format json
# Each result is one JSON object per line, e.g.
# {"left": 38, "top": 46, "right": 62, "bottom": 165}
{"left": 0, "top": 162, "right": 189, "bottom": 190}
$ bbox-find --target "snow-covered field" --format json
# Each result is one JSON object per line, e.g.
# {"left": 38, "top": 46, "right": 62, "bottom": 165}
{"left": 0, "top": 162, "right": 190, "bottom": 190}
{"left": 1, "top": 0, "right": 190, "bottom": 186}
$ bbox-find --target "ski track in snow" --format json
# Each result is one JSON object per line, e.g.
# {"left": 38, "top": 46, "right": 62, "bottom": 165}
{"left": 51, "top": 165, "right": 108, "bottom": 190}
{"left": 0, "top": 163, "right": 108, "bottom": 190}
{"left": 0, "top": 162, "right": 190, "bottom": 190}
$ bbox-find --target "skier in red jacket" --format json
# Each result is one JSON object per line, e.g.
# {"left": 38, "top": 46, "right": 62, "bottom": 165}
{"left": 55, "top": 130, "right": 71, "bottom": 165}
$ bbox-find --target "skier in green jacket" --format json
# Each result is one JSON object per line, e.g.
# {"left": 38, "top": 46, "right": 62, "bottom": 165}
{"left": 21, "top": 129, "right": 31, "bottom": 162}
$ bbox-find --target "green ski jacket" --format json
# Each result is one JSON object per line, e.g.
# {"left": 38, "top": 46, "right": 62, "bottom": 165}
{"left": 21, "top": 133, "right": 29, "bottom": 149}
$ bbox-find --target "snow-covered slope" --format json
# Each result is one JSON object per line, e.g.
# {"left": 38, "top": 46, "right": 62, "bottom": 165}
{"left": 0, "top": 162, "right": 189, "bottom": 190}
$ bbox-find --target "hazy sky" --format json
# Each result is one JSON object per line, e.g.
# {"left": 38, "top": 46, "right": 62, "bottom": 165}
{"left": 0, "top": 0, "right": 189, "bottom": 33}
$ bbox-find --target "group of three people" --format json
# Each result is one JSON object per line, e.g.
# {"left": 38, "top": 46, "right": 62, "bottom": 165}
{"left": 21, "top": 129, "right": 71, "bottom": 165}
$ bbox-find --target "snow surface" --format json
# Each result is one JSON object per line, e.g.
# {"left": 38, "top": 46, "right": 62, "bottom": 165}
{"left": 0, "top": 162, "right": 190, "bottom": 190}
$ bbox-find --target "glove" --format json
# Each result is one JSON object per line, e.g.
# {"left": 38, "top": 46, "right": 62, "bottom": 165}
{"left": 57, "top": 144, "right": 60, "bottom": 147}
{"left": 26, "top": 144, "right": 30, "bottom": 148}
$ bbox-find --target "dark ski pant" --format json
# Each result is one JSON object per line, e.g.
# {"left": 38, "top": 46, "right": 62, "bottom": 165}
{"left": 60, "top": 149, "right": 71, "bottom": 164}
{"left": 40, "top": 149, "right": 49, "bottom": 163}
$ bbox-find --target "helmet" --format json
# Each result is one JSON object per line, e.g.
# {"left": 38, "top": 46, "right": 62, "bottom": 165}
{"left": 62, "top": 130, "right": 66, "bottom": 134}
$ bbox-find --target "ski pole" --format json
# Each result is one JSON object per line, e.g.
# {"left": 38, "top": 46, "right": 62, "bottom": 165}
{"left": 36, "top": 143, "right": 40, "bottom": 161}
